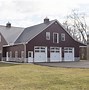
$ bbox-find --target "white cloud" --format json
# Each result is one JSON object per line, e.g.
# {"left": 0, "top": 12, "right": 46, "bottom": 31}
{"left": 0, "top": 0, "right": 89, "bottom": 27}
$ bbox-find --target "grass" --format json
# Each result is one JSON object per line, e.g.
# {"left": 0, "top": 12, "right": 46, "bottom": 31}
{"left": 0, "top": 62, "right": 89, "bottom": 90}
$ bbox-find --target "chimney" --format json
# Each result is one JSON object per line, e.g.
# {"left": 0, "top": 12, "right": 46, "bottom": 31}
{"left": 44, "top": 17, "right": 49, "bottom": 23}
{"left": 6, "top": 22, "right": 11, "bottom": 28}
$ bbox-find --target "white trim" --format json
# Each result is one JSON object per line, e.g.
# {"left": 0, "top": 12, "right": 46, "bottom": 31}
{"left": 79, "top": 46, "right": 87, "bottom": 47}
{"left": 3, "top": 42, "right": 27, "bottom": 47}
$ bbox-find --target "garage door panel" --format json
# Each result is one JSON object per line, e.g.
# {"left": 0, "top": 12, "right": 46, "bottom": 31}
{"left": 50, "top": 53, "right": 61, "bottom": 62}
{"left": 34, "top": 46, "right": 47, "bottom": 62}
{"left": 64, "top": 47, "right": 74, "bottom": 61}
{"left": 50, "top": 47, "right": 62, "bottom": 62}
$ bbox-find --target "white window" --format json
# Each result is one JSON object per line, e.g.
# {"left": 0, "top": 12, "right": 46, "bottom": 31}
{"left": 0, "top": 35, "right": 1, "bottom": 42}
{"left": 15, "top": 51, "right": 18, "bottom": 58}
{"left": 21, "top": 51, "right": 24, "bottom": 58}
{"left": 61, "top": 33, "right": 65, "bottom": 41}
{"left": 53, "top": 33, "right": 59, "bottom": 43}
{"left": 10, "top": 51, "right": 12, "bottom": 58}
{"left": 46, "top": 32, "right": 50, "bottom": 40}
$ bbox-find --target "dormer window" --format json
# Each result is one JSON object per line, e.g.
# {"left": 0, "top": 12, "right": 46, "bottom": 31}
{"left": 53, "top": 33, "right": 59, "bottom": 43}
{"left": 46, "top": 32, "right": 50, "bottom": 40}
{"left": 61, "top": 33, "right": 65, "bottom": 41}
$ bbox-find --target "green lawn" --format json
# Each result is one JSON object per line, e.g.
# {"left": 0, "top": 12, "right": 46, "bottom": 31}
{"left": 0, "top": 62, "right": 89, "bottom": 90}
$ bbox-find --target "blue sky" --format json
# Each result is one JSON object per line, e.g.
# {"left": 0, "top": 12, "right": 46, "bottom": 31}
{"left": 0, "top": 0, "right": 89, "bottom": 27}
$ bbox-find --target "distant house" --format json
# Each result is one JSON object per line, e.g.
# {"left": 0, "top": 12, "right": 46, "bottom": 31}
{"left": 2, "top": 18, "right": 86, "bottom": 62}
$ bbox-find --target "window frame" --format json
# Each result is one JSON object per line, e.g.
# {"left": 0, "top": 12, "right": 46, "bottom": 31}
{"left": 53, "top": 33, "right": 59, "bottom": 43}
{"left": 46, "top": 32, "right": 50, "bottom": 40}
{"left": 61, "top": 33, "right": 65, "bottom": 41}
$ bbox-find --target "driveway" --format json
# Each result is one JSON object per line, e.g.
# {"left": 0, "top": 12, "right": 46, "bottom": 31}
{"left": 35, "top": 60, "right": 89, "bottom": 68}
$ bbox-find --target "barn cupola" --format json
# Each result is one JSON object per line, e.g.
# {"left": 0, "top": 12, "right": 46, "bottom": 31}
{"left": 44, "top": 17, "right": 49, "bottom": 23}
{"left": 6, "top": 22, "right": 11, "bottom": 28}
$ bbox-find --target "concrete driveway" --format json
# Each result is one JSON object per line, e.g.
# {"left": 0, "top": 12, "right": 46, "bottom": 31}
{"left": 35, "top": 60, "right": 89, "bottom": 68}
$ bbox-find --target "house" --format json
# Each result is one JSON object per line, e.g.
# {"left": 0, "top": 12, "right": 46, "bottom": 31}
{"left": 0, "top": 22, "right": 24, "bottom": 60}
{"left": 2, "top": 18, "right": 86, "bottom": 62}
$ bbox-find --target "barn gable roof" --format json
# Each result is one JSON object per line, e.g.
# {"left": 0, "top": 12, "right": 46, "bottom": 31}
{"left": 15, "top": 20, "right": 56, "bottom": 44}
{"left": 15, "top": 19, "right": 86, "bottom": 46}
{"left": 0, "top": 25, "right": 24, "bottom": 45}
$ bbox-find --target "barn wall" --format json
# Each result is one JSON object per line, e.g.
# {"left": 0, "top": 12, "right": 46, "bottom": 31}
{"left": 26, "top": 21, "right": 85, "bottom": 59}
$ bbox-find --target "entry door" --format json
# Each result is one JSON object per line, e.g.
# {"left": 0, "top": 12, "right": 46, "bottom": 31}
{"left": 64, "top": 47, "right": 74, "bottom": 61}
{"left": 28, "top": 51, "right": 33, "bottom": 63}
{"left": 34, "top": 46, "right": 47, "bottom": 62}
{"left": 50, "top": 47, "right": 62, "bottom": 62}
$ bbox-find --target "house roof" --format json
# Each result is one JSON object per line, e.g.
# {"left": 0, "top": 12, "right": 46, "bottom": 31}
{"left": 0, "top": 25, "right": 24, "bottom": 44}
{"left": 15, "top": 20, "right": 56, "bottom": 44}
{"left": 15, "top": 19, "right": 86, "bottom": 45}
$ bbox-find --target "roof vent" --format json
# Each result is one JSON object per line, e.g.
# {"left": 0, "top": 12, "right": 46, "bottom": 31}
{"left": 44, "top": 17, "right": 49, "bottom": 23}
{"left": 6, "top": 22, "right": 11, "bottom": 28}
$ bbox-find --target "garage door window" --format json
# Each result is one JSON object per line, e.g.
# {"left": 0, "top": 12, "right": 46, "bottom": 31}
{"left": 50, "top": 47, "right": 60, "bottom": 52}
{"left": 64, "top": 48, "right": 73, "bottom": 53}
{"left": 35, "top": 47, "right": 46, "bottom": 53}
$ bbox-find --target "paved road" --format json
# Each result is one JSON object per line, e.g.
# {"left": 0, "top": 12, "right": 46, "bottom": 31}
{"left": 35, "top": 60, "right": 89, "bottom": 68}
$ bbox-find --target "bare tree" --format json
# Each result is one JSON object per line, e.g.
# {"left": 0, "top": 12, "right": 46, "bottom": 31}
{"left": 63, "top": 9, "right": 87, "bottom": 44}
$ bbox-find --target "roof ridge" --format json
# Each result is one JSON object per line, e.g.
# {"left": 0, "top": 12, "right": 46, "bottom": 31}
{"left": 0, "top": 25, "right": 24, "bottom": 29}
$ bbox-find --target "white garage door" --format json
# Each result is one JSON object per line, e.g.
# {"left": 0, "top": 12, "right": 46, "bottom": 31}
{"left": 50, "top": 47, "right": 62, "bottom": 62}
{"left": 64, "top": 47, "right": 74, "bottom": 61}
{"left": 34, "top": 46, "right": 47, "bottom": 62}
